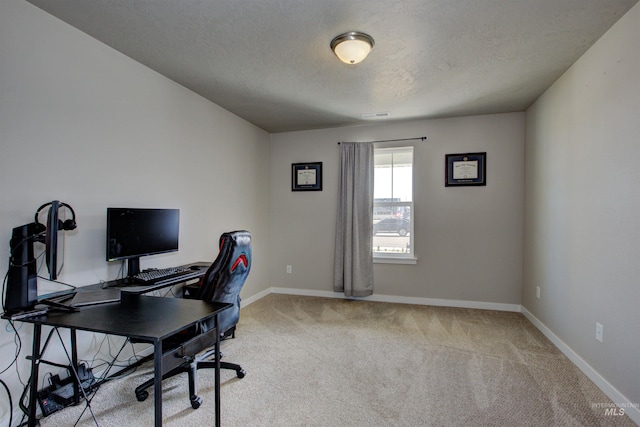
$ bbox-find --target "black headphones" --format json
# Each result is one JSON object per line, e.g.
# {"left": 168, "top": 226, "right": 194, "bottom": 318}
{"left": 35, "top": 200, "right": 77, "bottom": 232}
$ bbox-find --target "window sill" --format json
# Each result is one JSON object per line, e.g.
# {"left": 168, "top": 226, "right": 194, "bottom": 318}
{"left": 373, "top": 256, "right": 417, "bottom": 265}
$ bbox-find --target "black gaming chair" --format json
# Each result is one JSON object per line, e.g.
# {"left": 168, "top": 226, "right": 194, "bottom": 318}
{"left": 134, "top": 230, "right": 251, "bottom": 409}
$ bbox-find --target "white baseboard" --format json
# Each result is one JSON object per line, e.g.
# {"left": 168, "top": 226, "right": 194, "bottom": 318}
{"left": 258, "top": 286, "right": 521, "bottom": 312}
{"left": 241, "top": 287, "right": 272, "bottom": 307}
{"left": 521, "top": 307, "right": 640, "bottom": 425}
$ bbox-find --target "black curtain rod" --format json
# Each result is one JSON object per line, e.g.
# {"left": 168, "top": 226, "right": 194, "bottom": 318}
{"left": 338, "top": 136, "right": 426, "bottom": 144}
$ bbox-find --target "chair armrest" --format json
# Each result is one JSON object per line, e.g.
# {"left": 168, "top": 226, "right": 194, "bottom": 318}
{"left": 177, "top": 327, "right": 218, "bottom": 358}
{"left": 162, "top": 327, "right": 218, "bottom": 373}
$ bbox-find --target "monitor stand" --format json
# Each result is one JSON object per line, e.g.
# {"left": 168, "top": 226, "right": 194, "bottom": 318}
{"left": 127, "top": 257, "right": 141, "bottom": 277}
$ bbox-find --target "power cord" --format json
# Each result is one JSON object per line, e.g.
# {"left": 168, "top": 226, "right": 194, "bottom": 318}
{"left": 1, "top": 322, "right": 23, "bottom": 377}
{"left": 1, "top": 270, "right": 9, "bottom": 313}
{"left": 1, "top": 319, "right": 26, "bottom": 427}
{"left": 0, "top": 378, "right": 13, "bottom": 427}
{"left": 34, "top": 277, "right": 77, "bottom": 292}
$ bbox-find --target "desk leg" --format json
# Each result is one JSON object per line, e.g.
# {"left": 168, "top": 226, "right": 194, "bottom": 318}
{"left": 28, "top": 324, "right": 42, "bottom": 427}
{"left": 71, "top": 329, "right": 80, "bottom": 405}
{"left": 215, "top": 316, "right": 221, "bottom": 427}
{"left": 154, "top": 340, "right": 163, "bottom": 427}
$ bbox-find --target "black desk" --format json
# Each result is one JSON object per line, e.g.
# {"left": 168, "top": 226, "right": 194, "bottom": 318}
{"left": 14, "top": 293, "right": 231, "bottom": 427}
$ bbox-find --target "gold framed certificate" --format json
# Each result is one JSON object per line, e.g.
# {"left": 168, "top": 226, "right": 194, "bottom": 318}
{"left": 292, "top": 162, "right": 323, "bottom": 191}
{"left": 445, "top": 152, "right": 486, "bottom": 187}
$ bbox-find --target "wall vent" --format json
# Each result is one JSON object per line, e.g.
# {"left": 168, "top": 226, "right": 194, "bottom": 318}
{"left": 361, "top": 112, "right": 390, "bottom": 119}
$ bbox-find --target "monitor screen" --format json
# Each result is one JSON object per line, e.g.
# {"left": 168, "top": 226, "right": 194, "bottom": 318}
{"left": 106, "top": 208, "right": 180, "bottom": 270}
{"left": 45, "top": 200, "right": 60, "bottom": 281}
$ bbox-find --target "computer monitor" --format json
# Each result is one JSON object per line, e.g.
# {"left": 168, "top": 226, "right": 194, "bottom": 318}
{"left": 106, "top": 208, "right": 180, "bottom": 277}
{"left": 45, "top": 200, "right": 60, "bottom": 281}
{"left": 40, "top": 200, "right": 77, "bottom": 281}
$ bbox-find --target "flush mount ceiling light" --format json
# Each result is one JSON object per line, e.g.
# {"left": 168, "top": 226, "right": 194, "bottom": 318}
{"left": 330, "top": 31, "right": 375, "bottom": 65}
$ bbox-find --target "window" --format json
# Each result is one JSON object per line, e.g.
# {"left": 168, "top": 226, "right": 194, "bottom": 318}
{"left": 373, "top": 146, "right": 415, "bottom": 262}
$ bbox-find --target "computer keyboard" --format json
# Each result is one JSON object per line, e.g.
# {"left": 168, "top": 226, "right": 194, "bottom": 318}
{"left": 132, "top": 266, "right": 196, "bottom": 284}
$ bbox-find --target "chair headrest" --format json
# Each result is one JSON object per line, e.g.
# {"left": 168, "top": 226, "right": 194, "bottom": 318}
{"left": 218, "top": 230, "right": 251, "bottom": 272}
{"left": 220, "top": 230, "right": 251, "bottom": 248}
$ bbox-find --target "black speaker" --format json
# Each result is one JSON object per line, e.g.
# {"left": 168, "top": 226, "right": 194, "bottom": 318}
{"left": 5, "top": 223, "right": 39, "bottom": 312}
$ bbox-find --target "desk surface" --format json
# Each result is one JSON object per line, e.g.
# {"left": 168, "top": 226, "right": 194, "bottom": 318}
{"left": 19, "top": 294, "right": 231, "bottom": 341}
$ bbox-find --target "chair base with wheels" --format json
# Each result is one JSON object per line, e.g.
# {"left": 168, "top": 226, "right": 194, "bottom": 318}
{"left": 134, "top": 342, "right": 246, "bottom": 409}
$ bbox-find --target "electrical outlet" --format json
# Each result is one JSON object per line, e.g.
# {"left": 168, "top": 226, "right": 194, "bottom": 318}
{"left": 596, "top": 322, "right": 603, "bottom": 343}
{"left": 286, "top": 265, "right": 292, "bottom": 274}
{"left": 536, "top": 286, "right": 540, "bottom": 299}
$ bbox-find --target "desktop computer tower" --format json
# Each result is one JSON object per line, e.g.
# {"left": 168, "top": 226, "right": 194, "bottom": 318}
{"left": 5, "top": 223, "right": 39, "bottom": 312}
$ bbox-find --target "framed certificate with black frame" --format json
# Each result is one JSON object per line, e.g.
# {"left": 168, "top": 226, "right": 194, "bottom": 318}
{"left": 292, "top": 162, "right": 323, "bottom": 191}
{"left": 445, "top": 152, "right": 486, "bottom": 187}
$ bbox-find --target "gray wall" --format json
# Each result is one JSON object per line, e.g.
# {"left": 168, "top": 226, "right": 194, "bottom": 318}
{"left": 0, "top": 1, "right": 270, "bottom": 424}
{"left": 524, "top": 2, "right": 639, "bottom": 413}
{"left": 270, "top": 113, "right": 525, "bottom": 306}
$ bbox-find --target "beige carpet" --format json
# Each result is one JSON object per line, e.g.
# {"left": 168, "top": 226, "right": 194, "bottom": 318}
{"left": 41, "top": 294, "right": 635, "bottom": 426}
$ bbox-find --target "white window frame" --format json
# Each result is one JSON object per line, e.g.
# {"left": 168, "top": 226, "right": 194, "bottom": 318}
{"left": 373, "top": 146, "right": 416, "bottom": 264}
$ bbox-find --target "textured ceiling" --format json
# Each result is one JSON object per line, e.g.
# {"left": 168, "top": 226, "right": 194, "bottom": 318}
{"left": 26, "top": 0, "right": 638, "bottom": 133}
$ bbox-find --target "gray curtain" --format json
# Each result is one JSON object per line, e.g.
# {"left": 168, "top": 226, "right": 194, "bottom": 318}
{"left": 334, "top": 142, "right": 374, "bottom": 297}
